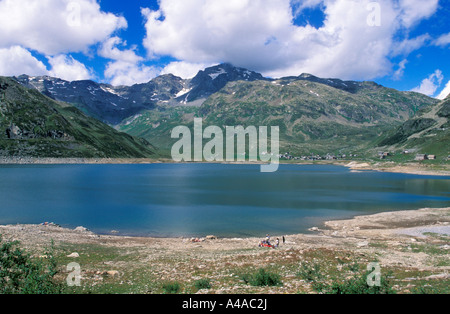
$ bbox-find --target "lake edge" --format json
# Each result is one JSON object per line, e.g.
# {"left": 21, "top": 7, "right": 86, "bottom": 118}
{"left": 1, "top": 156, "right": 449, "bottom": 177}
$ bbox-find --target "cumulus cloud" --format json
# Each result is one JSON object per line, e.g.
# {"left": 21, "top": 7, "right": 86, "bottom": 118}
{"left": 99, "top": 37, "right": 142, "bottom": 64}
{"left": 390, "top": 34, "right": 432, "bottom": 57}
{"left": 291, "top": 0, "right": 324, "bottom": 13}
{"left": 411, "top": 70, "right": 444, "bottom": 97}
{"left": 0, "top": 0, "right": 129, "bottom": 82}
{"left": 100, "top": 37, "right": 160, "bottom": 86}
{"left": 141, "top": 0, "right": 439, "bottom": 79}
{"left": 0, "top": 47, "right": 93, "bottom": 82}
{"left": 48, "top": 55, "right": 93, "bottom": 81}
{"left": 436, "top": 80, "right": 450, "bottom": 100}
{"left": 104, "top": 61, "right": 160, "bottom": 86}
{"left": 142, "top": 0, "right": 297, "bottom": 74}
{"left": 160, "top": 61, "right": 213, "bottom": 79}
{"left": 434, "top": 32, "right": 450, "bottom": 47}
{"left": 0, "top": 46, "right": 48, "bottom": 76}
{"left": 0, "top": 0, "right": 444, "bottom": 85}
{"left": 0, "top": 0, "right": 127, "bottom": 55}
{"left": 397, "top": 0, "right": 439, "bottom": 28}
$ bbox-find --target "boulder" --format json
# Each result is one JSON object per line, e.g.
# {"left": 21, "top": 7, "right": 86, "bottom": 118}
{"left": 74, "top": 226, "right": 89, "bottom": 233}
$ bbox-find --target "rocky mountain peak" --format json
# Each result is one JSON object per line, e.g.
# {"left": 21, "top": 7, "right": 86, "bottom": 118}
{"left": 176, "top": 63, "right": 267, "bottom": 103}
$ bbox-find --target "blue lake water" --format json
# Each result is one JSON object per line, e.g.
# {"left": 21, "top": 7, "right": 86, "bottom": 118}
{"left": 0, "top": 163, "right": 449, "bottom": 237}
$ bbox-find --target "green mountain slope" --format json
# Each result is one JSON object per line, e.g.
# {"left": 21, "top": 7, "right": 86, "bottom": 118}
{"left": 118, "top": 77, "right": 438, "bottom": 157}
{"left": 376, "top": 94, "right": 450, "bottom": 159}
{"left": 0, "top": 77, "right": 157, "bottom": 158}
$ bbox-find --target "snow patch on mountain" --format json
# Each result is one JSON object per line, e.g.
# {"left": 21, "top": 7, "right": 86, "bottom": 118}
{"left": 176, "top": 87, "right": 193, "bottom": 98}
{"left": 208, "top": 69, "right": 227, "bottom": 80}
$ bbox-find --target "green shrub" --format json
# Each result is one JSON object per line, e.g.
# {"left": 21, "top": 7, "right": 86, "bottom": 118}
{"left": 242, "top": 268, "right": 282, "bottom": 287}
{"left": 162, "top": 281, "right": 181, "bottom": 294}
{"left": 314, "top": 271, "right": 396, "bottom": 295}
{"left": 194, "top": 278, "right": 211, "bottom": 290}
{"left": 0, "top": 236, "right": 61, "bottom": 294}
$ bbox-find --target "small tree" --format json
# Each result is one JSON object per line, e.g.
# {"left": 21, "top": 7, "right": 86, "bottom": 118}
{"left": 0, "top": 235, "right": 62, "bottom": 294}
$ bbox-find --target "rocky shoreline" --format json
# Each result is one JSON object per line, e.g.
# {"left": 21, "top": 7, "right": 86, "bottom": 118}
{"left": 345, "top": 161, "right": 450, "bottom": 177}
{"left": 0, "top": 207, "right": 449, "bottom": 294}
{"left": 0, "top": 157, "right": 164, "bottom": 164}
{"left": 1, "top": 207, "right": 448, "bottom": 253}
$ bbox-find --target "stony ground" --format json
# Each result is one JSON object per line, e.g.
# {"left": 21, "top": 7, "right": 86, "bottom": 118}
{"left": 1, "top": 207, "right": 449, "bottom": 294}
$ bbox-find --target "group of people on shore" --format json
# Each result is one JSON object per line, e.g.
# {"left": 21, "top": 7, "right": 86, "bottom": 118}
{"left": 258, "top": 234, "right": 285, "bottom": 248}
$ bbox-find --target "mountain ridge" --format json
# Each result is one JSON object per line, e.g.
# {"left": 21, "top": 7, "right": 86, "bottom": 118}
{"left": 14, "top": 63, "right": 435, "bottom": 125}
{"left": 118, "top": 72, "right": 438, "bottom": 157}
{"left": 0, "top": 76, "right": 157, "bottom": 158}
{"left": 376, "top": 92, "right": 450, "bottom": 157}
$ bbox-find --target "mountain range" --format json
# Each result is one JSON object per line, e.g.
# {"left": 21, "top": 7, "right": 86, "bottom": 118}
{"left": 14, "top": 63, "right": 267, "bottom": 125}
{"left": 5, "top": 63, "right": 448, "bottom": 160}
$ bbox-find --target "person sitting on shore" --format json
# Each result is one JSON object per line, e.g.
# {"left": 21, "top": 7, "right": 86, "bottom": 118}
{"left": 259, "top": 239, "right": 275, "bottom": 248}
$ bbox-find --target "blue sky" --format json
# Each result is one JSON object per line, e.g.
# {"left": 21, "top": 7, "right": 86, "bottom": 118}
{"left": 0, "top": 0, "right": 449, "bottom": 98}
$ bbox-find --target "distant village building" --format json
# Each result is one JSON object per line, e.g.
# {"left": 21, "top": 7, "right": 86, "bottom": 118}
{"left": 415, "top": 154, "right": 436, "bottom": 161}
{"left": 415, "top": 154, "right": 427, "bottom": 161}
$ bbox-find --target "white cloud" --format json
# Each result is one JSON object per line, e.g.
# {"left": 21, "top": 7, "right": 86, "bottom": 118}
{"left": 0, "top": 0, "right": 443, "bottom": 85}
{"left": 0, "top": 0, "right": 130, "bottom": 82}
{"left": 141, "top": 0, "right": 439, "bottom": 80}
{"left": 436, "top": 80, "right": 450, "bottom": 100}
{"left": 291, "top": 0, "right": 324, "bottom": 12}
{"left": 0, "top": 0, "right": 127, "bottom": 55}
{"left": 0, "top": 47, "right": 93, "bottom": 82}
{"left": 434, "top": 32, "right": 450, "bottom": 47}
{"left": 390, "top": 34, "right": 431, "bottom": 57}
{"left": 279, "top": 0, "right": 399, "bottom": 79}
{"left": 393, "top": 59, "right": 408, "bottom": 80}
{"left": 48, "top": 55, "right": 93, "bottom": 81}
{"left": 99, "top": 37, "right": 160, "bottom": 86}
{"left": 411, "top": 69, "right": 444, "bottom": 97}
{"left": 160, "top": 61, "right": 213, "bottom": 79}
{"left": 99, "top": 37, "right": 142, "bottom": 64}
{"left": 397, "top": 0, "right": 439, "bottom": 29}
{"left": 104, "top": 61, "right": 160, "bottom": 86}
{"left": 0, "top": 46, "right": 47, "bottom": 76}
{"left": 142, "top": 1, "right": 297, "bottom": 73}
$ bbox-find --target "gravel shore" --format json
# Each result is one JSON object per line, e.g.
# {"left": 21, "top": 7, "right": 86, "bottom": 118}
{"left": 1, "top": 207, "right": 448, "bottom": 291}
